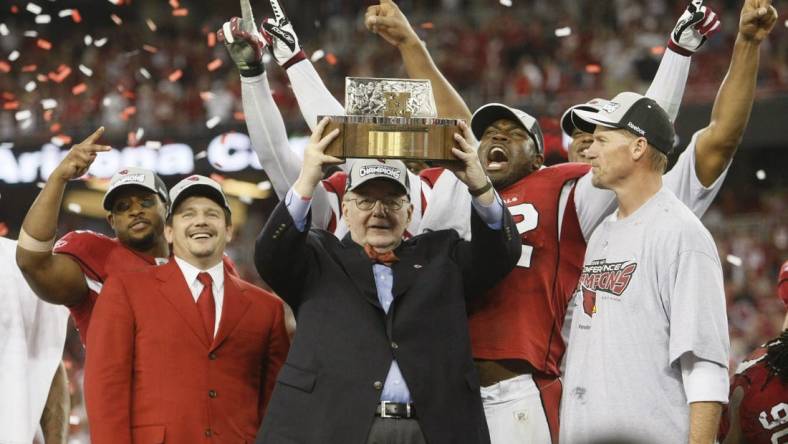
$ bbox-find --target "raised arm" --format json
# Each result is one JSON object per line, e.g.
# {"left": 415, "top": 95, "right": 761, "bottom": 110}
{"left": 693, "top": 0, "right": 777, "bottom": 186}
{"left": 365, "top": 0, "right": 471, "bottom": 120}
{"left": 16, "top": 127, "right": 111, "bottom": 306}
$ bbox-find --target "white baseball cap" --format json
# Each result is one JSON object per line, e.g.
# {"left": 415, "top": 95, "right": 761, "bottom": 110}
{"left": 346, "top": 159, "right": 410, "bottom": 195}
{"left": 102, "top": 167, "right": 169, "bottom": 211}
{"left": 168, "top": 175, "right": 231, "bottom": 216}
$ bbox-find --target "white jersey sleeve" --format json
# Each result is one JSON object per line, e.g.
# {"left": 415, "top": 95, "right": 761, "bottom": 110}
{"left": 663, "top": 130, "right": 729, "bottom": 218}
{"left": 286, "top": 60, "right": 344, "bottom": 132}
{"left": 645, "top": 49, "right": 691, "bottom": 123}
{"left": 573, "top": 174, "right": 618, "bottom": 242}
{"left": 240, "top": 73, "right": 334, "bottom": 230}
{"left": 418, "top": 170, "right": 473, "bottom": 240}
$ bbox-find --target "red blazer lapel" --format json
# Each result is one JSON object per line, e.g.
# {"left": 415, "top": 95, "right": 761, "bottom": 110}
{"left": 210, "top": 271, "right": 251, "bottom": 352}
{"left": 155, "top": 261, "right": 211, "bottom": 348}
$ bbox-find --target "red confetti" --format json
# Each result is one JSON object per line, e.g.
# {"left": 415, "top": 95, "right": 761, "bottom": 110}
{"left": 72, "top": 83, "right": 87, "bottom": 95}
{"left": 326, "top": 53, "right": 338, "bottom": 65}
{"left": 169, "top": 0, "right": 180, "bottom": 9}
{"left": 207, "top": 58, "right": 223, "bottom": 71}
{"left": 650, "top": 45, "right": 666, "bottom": 56}
{"left": 49, "top": 66, "right": 72, "bottom": 83}
{"left": 0, "top": 223, "right": 8, "bottom": 237}
{"left": 172, "top": 8, "right": 188, "bottom": 16}
{"left": 22, "top": 64, "right": 38, "bottom": 72}
{"left": 233, "top": 111, "right": 245, "bottom": 121}
{"left": 207, "top": 32, "right": 216, "bottom": 48}
{"left": 120, "top": 106, "right": 137, "bottom": 121}
{"left": 585, "top": 64, "right": 601, "bottom": 74}
{"left": 50, "top": 122, "right": 61, "bottom": 133}
{"left": 0, "top": 61, "right": 9, "bottom": 73}
{"left": 71, "top": 9, "right": 82, "bottom": 23}
{"left": 37, "top": 39, "right": 53, "bottom": 50}
{"left": 2, "top": 101, "right": 19, "bottom": 110}
{"left": 143, "top": 45, "right": 158, "bottom": 53}
{"left": 10, "top": 5, "right": 19, "bottom": 14}
{"left": 168, "top": 69, "right": 183, "bottom": 82}
{"left": 420, "top": 22, "right": 434, "bottom": 29}
{"left": 2, "top": 92, "right": 15, "bottom": 100}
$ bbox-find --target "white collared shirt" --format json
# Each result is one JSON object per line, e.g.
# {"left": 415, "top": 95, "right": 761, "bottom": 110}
{"left": 173, "top": 256, "right": 225, "bottom": 336}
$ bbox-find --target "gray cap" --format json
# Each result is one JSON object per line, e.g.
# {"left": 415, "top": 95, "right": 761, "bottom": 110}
{"left": 168, "top": 175, "right": 231, "bottom": 216}
{"left": 346, "top": 159, "right": 410, "bottom": 195}
{"left": 102, "top": 167, "right": 169, "bottom": 211}
{"left": 572, "top": 92, "right": 676, "bottom": 154}
{"left": 471, "top": 103, "right": 544, "bottom": 154}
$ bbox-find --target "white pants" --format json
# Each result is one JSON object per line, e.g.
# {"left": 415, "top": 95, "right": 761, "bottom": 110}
{"left": 480, "top": 374, "right": 552, "bottom": 444}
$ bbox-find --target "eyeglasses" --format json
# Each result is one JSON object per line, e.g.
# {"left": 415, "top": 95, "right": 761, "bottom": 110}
{"left": 344, "top": 197, "right": 408, "bottom": 211}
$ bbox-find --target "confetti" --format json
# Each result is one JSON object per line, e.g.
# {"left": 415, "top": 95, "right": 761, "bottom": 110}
{"left": 650, "top": 45, "right": 665, "bottom": 56}
{"left": 8, "top": 50, "right": 19, "bottom": 61}
{"left": 24, "top": 31, "right": 39, "bottom": 38}
{"left": 257, "top": 181, "right": 272, "bottom": 191}
{"left": 51, "top": 135, "right": 66, "bottom": 147}
{"left": 143, "top": 44, "right": 158, "bottom": 53}
{"left": 139, "top": 67, "right": 151, "bottom": 79}
{"left": 35, "top": 73, "right": 46, "bottom": 82}
{"left": 169, "top": 0, "right": 180, "bottom": 9}
{"left": 0, "top": 61, "right": 9, "bottom": 73}
{"left": 2, "top": 92, "right": 15, "bottom": 100}
{"left": 120, "top": 106, "right": 136, "bottom": 120}
{"left": 755, "top": 170, "right": 766, "bottom": 180}
{"left": 326, "top": 53, "right": 337, "bottom": 65}
{"left": 71, "top": 83, "right": 87, "bottom": 95}
{"left": 26, "top": 3, "right": 43, "bottom": 15}
{"left": 24, "top": 64, "right": 39, "bottom": 72}
{"left": 71, "top": 10, "right": 81, "bottom": 23}
{"left": 310, "top": 49, "right": 325, "bottom": 62}
{"left": 84, "top": 34, "right": 92, "bottom": 46}
{"left": 20, "top": 119, "right": 33, "bottom": 130}
{"left": 206, "top": 116, "right": 221, "bottom": 129}
{"left": 172, "top": 8, "right": 188, "bottom": 17}
{"left": 233, "top": 111, "right": 244, "bottom": 121}
{"left": 95, "top": 37, "right": 108, "bottom": 47}
{"left": 207, "top": 58, "right": 223, "bottom": 71}
{"left": 79, "top": 64, "right": 93, "bottom": 77}
{"left": 58, "top": 9, "right": 72, "bottom": 17}
{"left": 146, "top": 18, "right": 157, "bottom": 32}
{"left": 554, "top": 27, "right": 571, "bottom": 37}
{"left": 199, "top": 91, "right": 214, "bottom": 101}
{"left": 0, "top": 24, "right": 8, "bottom": 36}
{"left": 168, "top": 69, "right": 183, "bottom": 82}
{"left": 135, "top": 127, "right": 144, "bottom": 141}
{"left": 10, "top": 6, "right": 19, "bottom": 14}
{"left": 49, "top": 66, "right": 71, "bottom": 83}
{"left": 41, "top": 98, "right": 57, "bottom": 109}
{"left": 36, "top": 182, "right": 46, "bottom": 189}
{"left": 107, "top": 0, "right": 120, "bottom": 4}
{"left": 24, "top": 81, "right": 36, "bottom": 92}
{"left": 35, "top": 14, "right": 51, "bottom": 24}
{"left": 726, "top": 254, "right": 742, "bottom": 267}
{"left": 420, "top": 22, "right": 434, "bottom": 30}
{"left": 15, "top": 110, "right": 32, "bottom": 121}
{"left": 37, "top": 38, "right": 52, "bottom": 50}
{"left": 195, "top": 150, "right": 208, "bottom": 160}
{"left": 110, "top": 14, "right": 123, "bottom": 26}
{"left": 585, "top": 63, "right": 601, "bottom": 74}
{"left": 207, "top": 32, "right": 216, "bottom": 48}
{"left": 67, "top": 203, "right": 82, "bottom": 214}
{"left": 499, "top": 0, "right": 512, "bottom": 6}
{"left": 145, "top": 140, "right": 162, "bottom": 149}
{"left": 43, "top": 110, "right": 53, "bottom": 122}
{"left": 785, "top": 19, "right": 787, "bottom": 28}
{"left": 2, "top": 101, "right": 19, "bottom": 110}
{"left": 239, "top": 195, "right": 253, "bottom": 205}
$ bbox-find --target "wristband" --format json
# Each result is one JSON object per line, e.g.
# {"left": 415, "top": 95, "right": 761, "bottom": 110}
{"left": 282, "top": 50, "right": 307, "bottom": 70}
{"left": 468, "top": 180, "right": 493, "bottom": 197}
{"left": 240, "top": 64, "right": 265, "bottom": 78}
{"left": 17, "top": 227, "right": 56, "bottom": 252}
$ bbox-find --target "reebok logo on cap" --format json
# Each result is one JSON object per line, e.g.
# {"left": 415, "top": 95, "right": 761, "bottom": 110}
{"left": 627, "top": 122, "right": 645, "bottom": 136}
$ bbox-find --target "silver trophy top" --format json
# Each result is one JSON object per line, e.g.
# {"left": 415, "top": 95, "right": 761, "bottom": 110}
{"left": 345, "top": 77, "right": 437, "bottom": 118}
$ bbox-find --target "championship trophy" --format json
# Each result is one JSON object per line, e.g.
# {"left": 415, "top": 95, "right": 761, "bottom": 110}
{"left": 321, "top": 77, "right": 463, "bottom": 161}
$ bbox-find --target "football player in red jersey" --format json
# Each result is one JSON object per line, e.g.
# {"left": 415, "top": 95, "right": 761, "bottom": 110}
{"left": 15, "top": 127, "right": 241, "bottom": 344}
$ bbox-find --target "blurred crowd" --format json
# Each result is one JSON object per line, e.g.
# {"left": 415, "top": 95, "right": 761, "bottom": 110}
{"left": 0, "top": 0, "right": 786, "bottom": 142}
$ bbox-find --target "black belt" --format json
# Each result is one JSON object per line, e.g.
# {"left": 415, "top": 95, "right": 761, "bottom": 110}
{"left": 375, "top": 401, "right": 416, "bottom": 419}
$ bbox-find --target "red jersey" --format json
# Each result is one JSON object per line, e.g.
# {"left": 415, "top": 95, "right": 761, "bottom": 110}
{"left": 719, "top": 346, "right": 788, "bottom": 443}
{"left": 53, "top": 230, "right": 239, "bottom": 344}
{"left": 466, "top": 163, "right": 590, "bottom": 376}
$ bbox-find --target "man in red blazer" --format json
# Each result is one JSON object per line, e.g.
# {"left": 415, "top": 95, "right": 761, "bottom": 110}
{"left": 85, "top": 175, "right": 290, "bottom": 444}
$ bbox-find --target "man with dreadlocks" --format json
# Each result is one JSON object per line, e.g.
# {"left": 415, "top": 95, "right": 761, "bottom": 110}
{"left": 719, "top": 260, "right": 788, "bottom": 444}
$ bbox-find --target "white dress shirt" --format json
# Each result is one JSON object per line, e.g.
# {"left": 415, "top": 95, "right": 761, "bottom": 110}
{"left": 173, "top": 256, "right": 225, "bottom": 337}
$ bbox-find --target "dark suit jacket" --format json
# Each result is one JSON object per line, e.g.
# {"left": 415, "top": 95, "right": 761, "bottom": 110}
{"left": 253, "top": 200, "right": 519, "bottom": 444}
{"left": 85, "top": 260, "right": 290, "bottom": 444}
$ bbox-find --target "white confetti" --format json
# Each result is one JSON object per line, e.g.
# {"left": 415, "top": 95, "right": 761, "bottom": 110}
{"left": 310, "top": 49, "right": 325, "bottom": 62}
{"left": 146, "top": 19, "right": 157, "bottom": 32}
{"left": 110, "top": 14, "right": 122, "bottom": 26}
{"left": 84, "top": 34, "right": 93, "bottom": 46}
{"left": 94, "top": 37, "right": 108, "bottom": 47}
{"left": 726, "top": 254, "right": 742, "bottom": 267}
{"left": 41, "top": 98, "right": 57, "bottom": 109}
{"left": 35, "top": 14, "right": 51, "bottom": 24}
{"left": 0, "top": 24, "right": 8, "bottom": 37}
{"left": 24, "top": 30, "right": 39, "bottom": 38}
{"left": 194, "top": 150, "right": 208, "bottom": 160}
{"left": 79, "top": 64, "right": 93, "bottom": 76}
{"left": 68, "top": 414, "right": 80, "bottom": 426}
{"left": 554, "top": 27, "right": 572, "bottom": 37}
{"left": 26, "top": 3, "right": 43, "bottom": 15}
{"left": 36, "top": 182, "right": 46, "bottom": 189}
{"left": 15, "top": 110, "right": 32, "bottom": 121}
{"left": 139, "top": 67, "right": 151, "bottom": 79}
{"left": 67, "top": 203, "right": 82, "bottom": 214}
{"left": 8, "top": 50, "right": 19, "bottom": 61}
{"left": 102, "top": 97, "right": 112, "bottom": 107}
{"left": 499, "top": 0, "right": 512, "bottom": 6}
{"left": 785, "top": 19, "right": 788, "bottom": 28}
{"left": 206, "top": 116, "right": 221, "bottom": 129}
{"left": 25, "top": 81, "right": 37, "bottom": 92}
{"left": 145, "top": 140, "right": 161, "bottom": 149}
{"left": 58, "top": 9, "right": 73, "bottom": 18}
{"left": 239, "top": 195, "right": 253, "bottom": 205}
{"left": 50, "top": 136, "right": 65, "bottom": 147}
{"left": 135, "top": 127, "right": 144, "bottom": 141}
{"left": 257, "top": 181, "right": 271, "bottom": 191}
{"left": 107, "top": 0, "right": 120, "bottom": 4}
{"left": 20, "top": 119, "right": 33, "bottom": 130}
{"left": 755, "top": 169, "right": 766, "bottom": 180}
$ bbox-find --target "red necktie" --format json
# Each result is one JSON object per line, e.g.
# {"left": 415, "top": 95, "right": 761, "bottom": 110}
{"left": 196, "top": 272, "right": 216, "bottom": 340}
{"left": 363, "top": 244, "right": 399, "bottom": 266}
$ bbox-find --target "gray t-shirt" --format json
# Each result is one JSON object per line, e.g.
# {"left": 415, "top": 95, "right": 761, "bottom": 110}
{"left": 560, "top": 187, "right": 729, "bottom": 444}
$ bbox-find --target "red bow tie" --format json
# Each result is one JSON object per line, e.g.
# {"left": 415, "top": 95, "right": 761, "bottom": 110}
{"left": 364, "top": 244, "right": 399, "bottom": 266}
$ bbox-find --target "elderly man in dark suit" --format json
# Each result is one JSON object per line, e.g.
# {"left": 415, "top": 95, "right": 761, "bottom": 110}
{"left": 254, "top": 117, "right": 520, "bottom": 444}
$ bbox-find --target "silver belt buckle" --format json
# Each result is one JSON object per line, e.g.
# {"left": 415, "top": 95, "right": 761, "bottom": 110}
{"left": 380, "top": 400, "right": 392, "bottom": 418}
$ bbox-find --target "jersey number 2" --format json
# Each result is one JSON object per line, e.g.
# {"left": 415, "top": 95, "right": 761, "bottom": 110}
{"left": 509, "top": 203, "right": 539, "bottom": 268}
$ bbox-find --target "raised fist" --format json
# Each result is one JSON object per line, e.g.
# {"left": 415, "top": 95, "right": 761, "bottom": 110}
{"left": 364, "top": 0, "right": 420, "bottom": 49}
{"left": 738, "top": 0, "right": 778, "bottom": 43}
{"left": 668, "top": 0, "right": 722, "bottom": 56}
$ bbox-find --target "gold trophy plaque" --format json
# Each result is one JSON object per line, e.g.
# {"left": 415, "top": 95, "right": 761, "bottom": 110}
{"left": 321, "top": 77, "right": 462, "bottom": 161}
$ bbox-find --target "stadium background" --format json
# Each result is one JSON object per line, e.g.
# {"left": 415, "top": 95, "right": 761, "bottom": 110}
{"left": 0, "top": 0, "right": 785, "bottom": 440}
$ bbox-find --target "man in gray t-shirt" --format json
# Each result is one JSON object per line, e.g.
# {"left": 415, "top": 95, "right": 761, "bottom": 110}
{"left": 559, "top": 91, "right": 731, "bottom": 443}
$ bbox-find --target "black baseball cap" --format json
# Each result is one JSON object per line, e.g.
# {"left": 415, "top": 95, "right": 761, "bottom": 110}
{"left": 471, "top": 103, "right": 544, "bottom": 154}
{"left": 572, "top": 92, "right": 676, "bottom": 154}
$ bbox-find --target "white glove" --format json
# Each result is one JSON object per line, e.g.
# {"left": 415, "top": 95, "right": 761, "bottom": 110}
{"left": 668, "top": 0, "right": 722, "bottom": 56}
{"left": 261, "top": 0, "right": 306, "bottom": 69}
{"left": 217, "top": 16, "right": 266, "bottom": 77}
